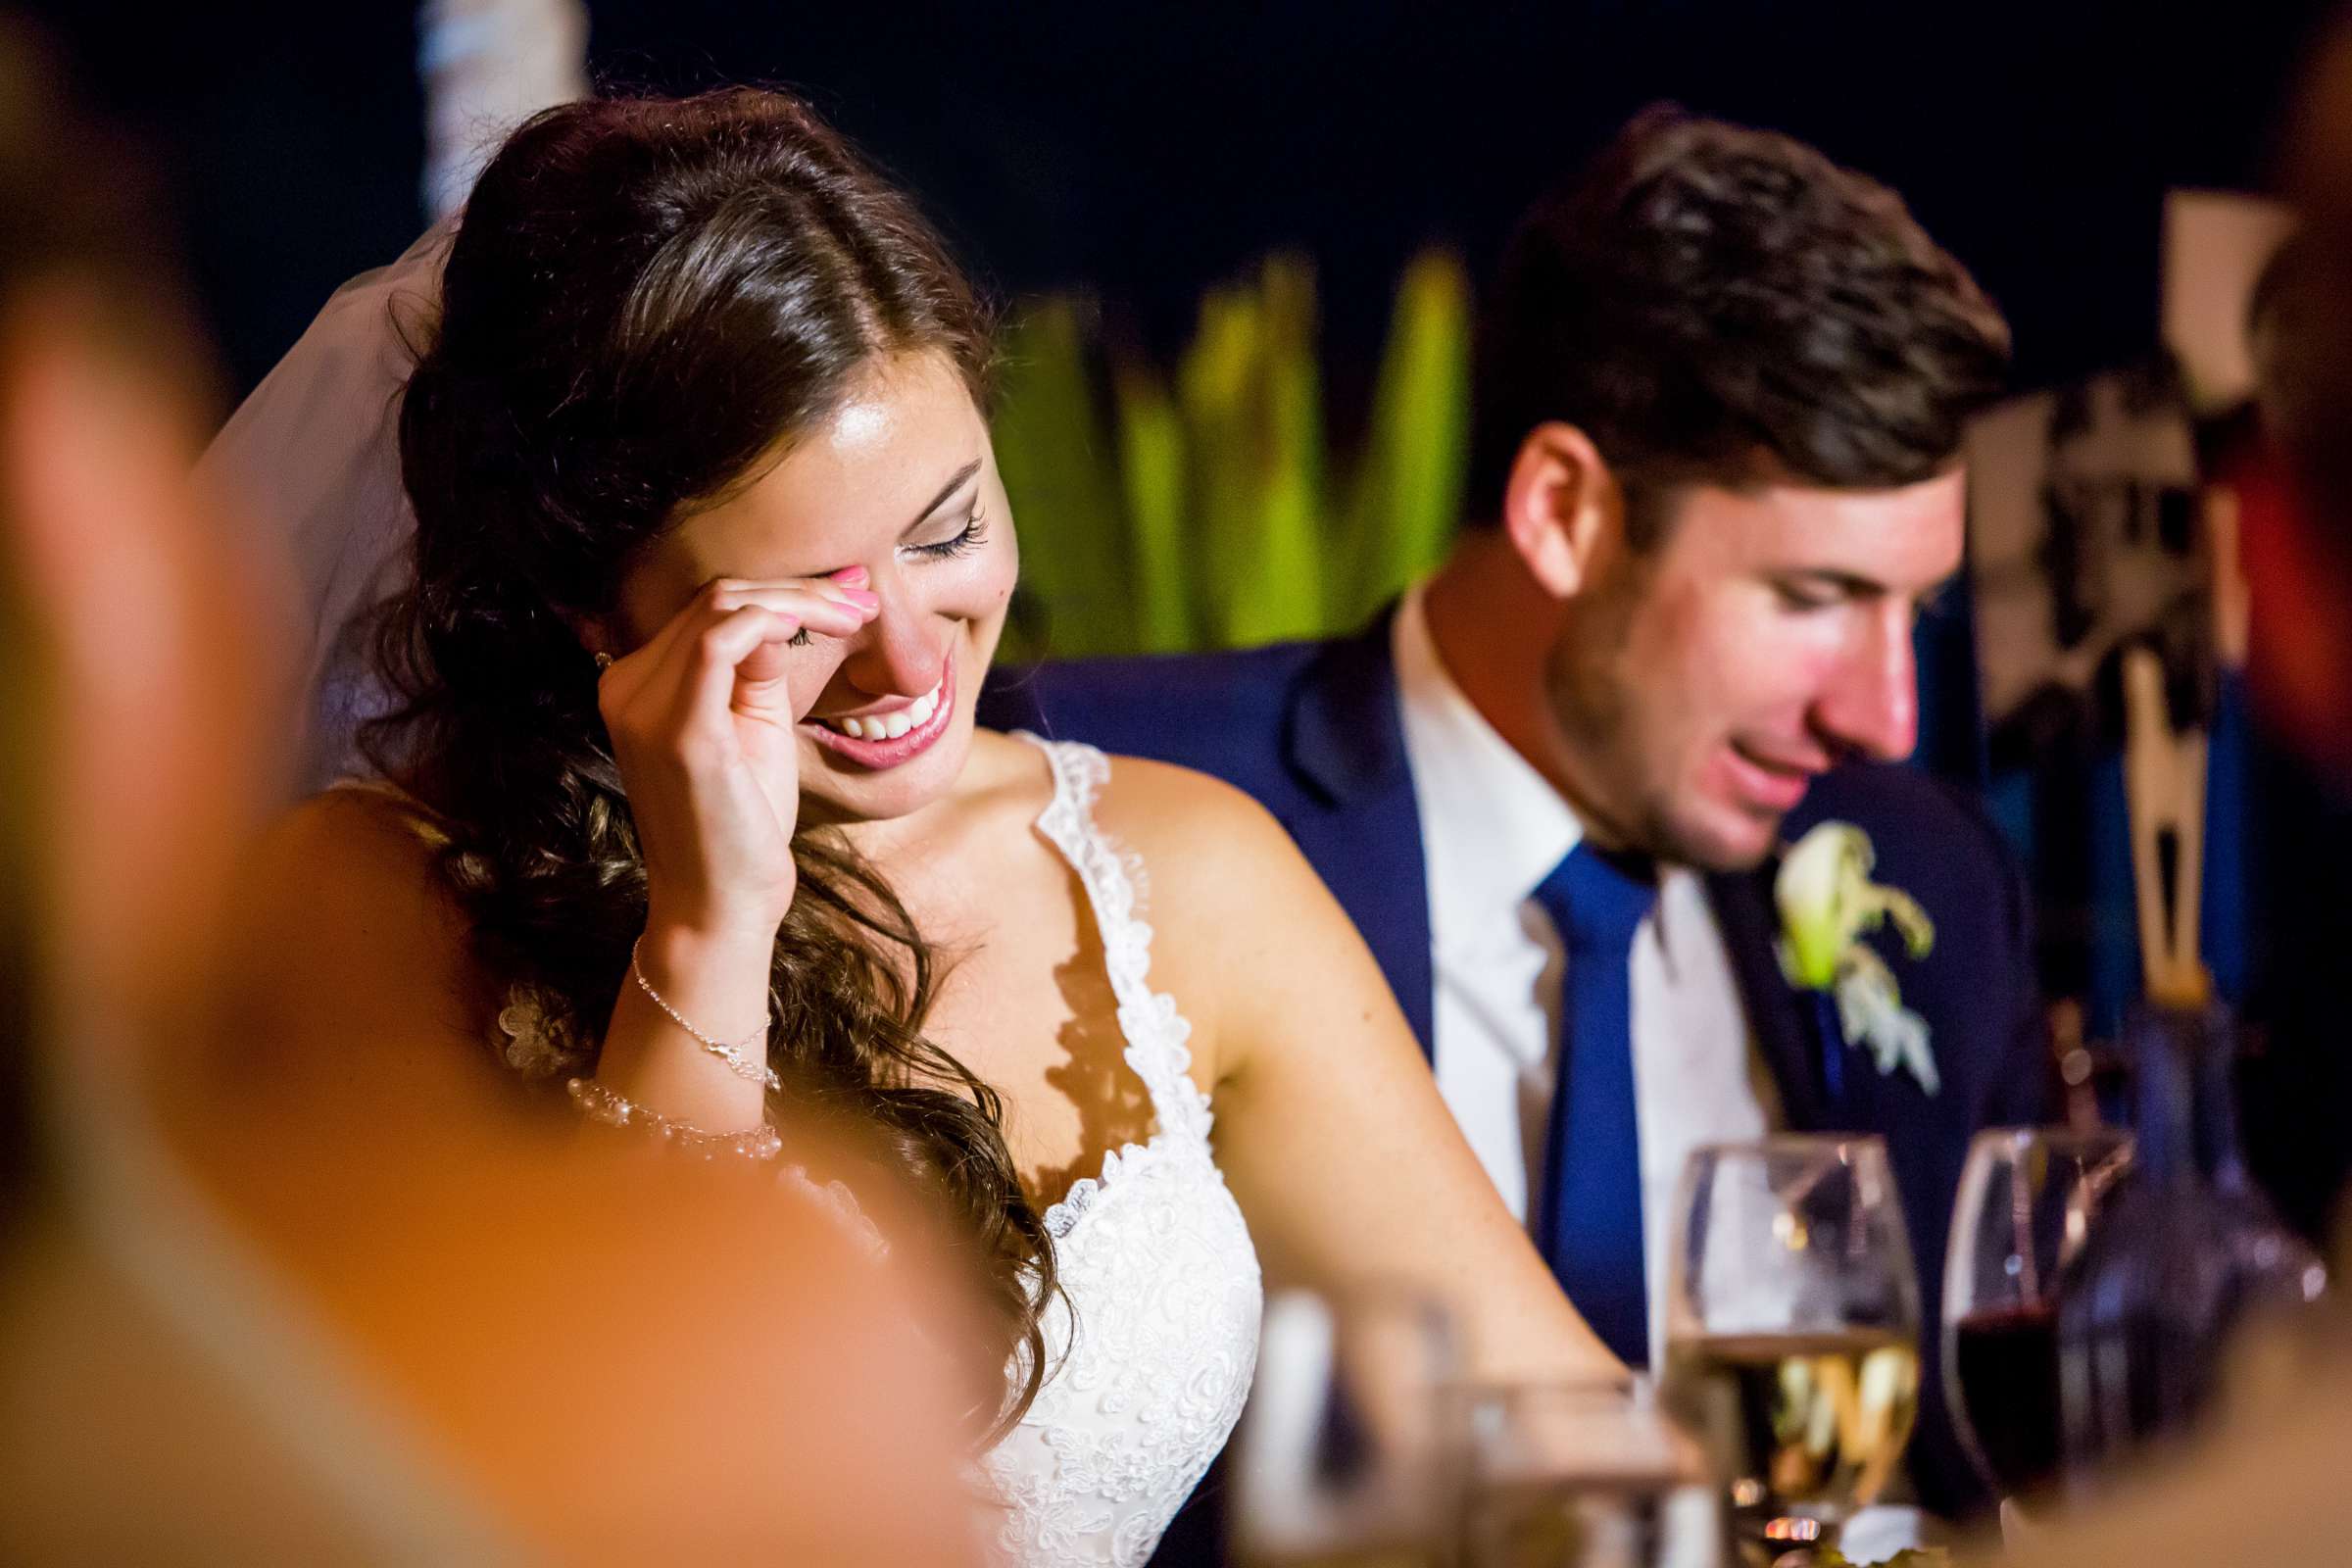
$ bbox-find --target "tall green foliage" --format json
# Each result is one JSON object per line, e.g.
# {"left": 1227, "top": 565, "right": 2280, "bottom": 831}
{"left": 990, "top": 248, "right": 1469, "bottom": 662}
{"left": 1109, "top": 361, "right": 1191, "bottom": 653}
{"left": 988, "top": 297, "right": 1129, "bottom": 663}
{"left": 1338, "top": 249, "right": 1474, "bottom": 631}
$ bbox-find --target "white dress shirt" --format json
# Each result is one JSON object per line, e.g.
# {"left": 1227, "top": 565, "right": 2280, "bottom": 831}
{"left": 1392, "top": 585, "right": 1781, "bottom": 1363}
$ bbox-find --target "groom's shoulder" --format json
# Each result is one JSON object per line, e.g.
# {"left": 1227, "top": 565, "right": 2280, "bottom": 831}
{"left": 981, "top": 638, "right": 1330, "bottom": 753}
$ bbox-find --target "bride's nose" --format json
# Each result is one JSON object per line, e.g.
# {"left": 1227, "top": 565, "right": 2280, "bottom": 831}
{"left": 834, "top": 586, "right": 947, "bottom": 699}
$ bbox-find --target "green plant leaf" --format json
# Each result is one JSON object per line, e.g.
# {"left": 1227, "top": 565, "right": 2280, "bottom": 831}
{"left": 990, "top": 296, "right": 1129, "bottom": 661}
{"left": 1338, "top": 248, "right": 1471, "bottom": 628}
{"left": 993, "top": 248, "right": 1475, "bottom": 658}
{"left": 1179, "top": 255, "right": 1326, "bottom": 648}
{"left": 1109, "top": 356, "right": 1192, "bottom": 652}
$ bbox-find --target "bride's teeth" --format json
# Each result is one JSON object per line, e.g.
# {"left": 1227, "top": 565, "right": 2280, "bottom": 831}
{"left": 818, "top": 678, "right": 945, "bottom": 743}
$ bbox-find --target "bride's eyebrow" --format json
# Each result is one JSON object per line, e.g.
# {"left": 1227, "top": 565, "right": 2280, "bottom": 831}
{"left": 897, "top": 458, "right": 983, "bottom": 541}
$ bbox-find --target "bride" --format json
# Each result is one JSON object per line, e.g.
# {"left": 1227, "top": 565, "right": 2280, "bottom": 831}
{"left": 226, "top": 86, "right": 1617, "bottom": 1565}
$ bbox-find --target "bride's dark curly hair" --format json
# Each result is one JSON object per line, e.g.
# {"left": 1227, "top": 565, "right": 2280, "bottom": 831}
{"left": 368, "top": 87, "right": 1054, "bottom": 1436}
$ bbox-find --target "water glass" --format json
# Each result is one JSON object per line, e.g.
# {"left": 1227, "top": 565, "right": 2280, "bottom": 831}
{"left": 1662, "top": 1137, "right": 1922, "bottom": 1564}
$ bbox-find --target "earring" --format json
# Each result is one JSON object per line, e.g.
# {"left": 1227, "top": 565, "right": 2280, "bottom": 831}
{"left": 593, "top": 652, "right": 614, "bottom": 670}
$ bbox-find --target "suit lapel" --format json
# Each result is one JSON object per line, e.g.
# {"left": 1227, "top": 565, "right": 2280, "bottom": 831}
{"left": 1285, "top": 609, "right": 1411, "bottom": 806}
{"left": 1704, "top": 866, "right": 1838, "bottom": 1132}
{"left": 1281, "top": 609, "right": 1438, "bottom": 1055}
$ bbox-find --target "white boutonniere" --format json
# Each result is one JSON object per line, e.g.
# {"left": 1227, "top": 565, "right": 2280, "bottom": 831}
{"left": 1774, "top": 821, "right": 1940, "bottom": 1096}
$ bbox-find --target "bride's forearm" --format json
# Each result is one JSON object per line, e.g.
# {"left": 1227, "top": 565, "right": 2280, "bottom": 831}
{"left": 590, "top": 914, "right": 777, "bottom": 1134}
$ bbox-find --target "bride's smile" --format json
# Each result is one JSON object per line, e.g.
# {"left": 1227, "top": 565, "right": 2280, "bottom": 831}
{"left": 806, "top": 662, "right": 951, "bottom": 752}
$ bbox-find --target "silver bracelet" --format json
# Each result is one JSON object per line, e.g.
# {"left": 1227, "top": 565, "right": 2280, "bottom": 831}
{"left": 629, "top": 936, "right": 781, "bottom": 1094}
{"left": 567, "top": 1077, "right": 784, "bottom": 1160}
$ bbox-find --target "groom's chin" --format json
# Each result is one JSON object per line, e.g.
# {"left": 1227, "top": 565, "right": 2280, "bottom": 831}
{"left": 1651, "top": 800, "right": 1788, "bottom": 875}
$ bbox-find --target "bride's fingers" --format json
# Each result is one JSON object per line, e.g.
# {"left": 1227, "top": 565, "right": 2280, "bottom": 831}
{"left": 737, "top": 622, "right": 827, "bottom": 693}
{"left": 670, "top": 603, "right": 840, "bottom": 750}
{"left": 623, "top": 604, "right": 788, "bottom": 761}
{"left": 608, "top": 603, "right": 783, "bottom": 750}
{"left": 607, "top": 577, "right": 873, "bottom": 708}
{"left": 708, "top": 580, "right": 878, "bottom": 626}
{"left": 703, "top": 584, "right": 878, "bottom": 703}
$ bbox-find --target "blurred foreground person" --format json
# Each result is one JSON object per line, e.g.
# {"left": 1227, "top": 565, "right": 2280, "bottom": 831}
{"left": 0, "top": 27, "right": 989, "bottom": 1564}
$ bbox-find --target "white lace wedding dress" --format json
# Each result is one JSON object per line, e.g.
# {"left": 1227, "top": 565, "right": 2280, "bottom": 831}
{"left": 984, "top": 737, "right": 1264, "bottom": 1566}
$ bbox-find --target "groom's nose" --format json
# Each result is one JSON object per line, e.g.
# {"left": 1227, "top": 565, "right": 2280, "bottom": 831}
{"left": 1810, "top": 602, "right": 1919, "bottom": 764}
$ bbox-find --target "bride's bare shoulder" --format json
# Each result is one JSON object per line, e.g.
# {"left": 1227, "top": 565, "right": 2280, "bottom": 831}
{"left": 1090, "top": 754, "right": 1334, "bottom": 926}
{"left": 1091, "top": 754, "right": 1285, "bottom": 854}
{"left": 1084, "top": 753, "right": 1377, "bottom": 1082}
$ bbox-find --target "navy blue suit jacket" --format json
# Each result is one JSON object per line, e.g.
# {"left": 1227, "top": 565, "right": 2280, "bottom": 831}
{"left": 980, "top": 611, "right": 2053, "bottom": 1540}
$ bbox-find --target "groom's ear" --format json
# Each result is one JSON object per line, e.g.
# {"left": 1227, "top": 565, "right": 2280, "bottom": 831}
{"left": 1499, "top": 421, "right": 1622, "bottom": 602}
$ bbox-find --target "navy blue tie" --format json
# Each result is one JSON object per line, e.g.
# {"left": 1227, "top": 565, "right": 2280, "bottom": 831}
{"left": 1532, "top": 843, "right": 1658, "bottom": 1368}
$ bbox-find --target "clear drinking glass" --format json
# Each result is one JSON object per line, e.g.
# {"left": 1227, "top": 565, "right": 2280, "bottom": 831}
{"left": 1661, "top": 1137, "right": 1922, "bottom": 1566}
{"left": 1940, "top": 1126, "right": 2132, "bottom": 1503}
{"left": 1453, "top": 1379, "right": 1722, "bottom": 1568}
{"left": 1230, "top": 1281, "right": 1461, "bottom": 1568}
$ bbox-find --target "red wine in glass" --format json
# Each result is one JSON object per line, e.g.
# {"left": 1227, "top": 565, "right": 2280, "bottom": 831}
{"left": 1950, "top": 1301, "right": 2061, "bottom": 1497}
{"left": 1942, "top": 1126, "right": 2131, "bottom": 1508}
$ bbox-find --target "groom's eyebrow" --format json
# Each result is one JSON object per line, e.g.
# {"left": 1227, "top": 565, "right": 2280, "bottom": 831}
{"left": 900, "top": 459, "right": 984, "bottom": 539}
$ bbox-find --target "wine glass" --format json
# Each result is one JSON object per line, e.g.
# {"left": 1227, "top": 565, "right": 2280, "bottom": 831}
{"left": 1662, "top": 1137, "right": 1922, "bottom": 1565}
{"left": 1941, "top": 1126, "right": 2132, "bottom": 1504}
{"left": 1452, "top": 1378, "right": 1720, "bottom": 1568}
{"left": 1230, "top": 1281, "right": 1460, "bottom": 1568}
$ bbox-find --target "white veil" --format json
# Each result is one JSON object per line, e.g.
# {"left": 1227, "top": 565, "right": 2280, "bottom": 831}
{"left": 203, "top": 0, "right": 589, "bottom": 792}
{"left": 199, "top": 222, "right": 451, "bottom": 792}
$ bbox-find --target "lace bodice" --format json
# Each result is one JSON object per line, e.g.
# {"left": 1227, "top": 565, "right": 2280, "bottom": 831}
{"left": 984, "top": 737, "right": 1263, "bottom": 1567}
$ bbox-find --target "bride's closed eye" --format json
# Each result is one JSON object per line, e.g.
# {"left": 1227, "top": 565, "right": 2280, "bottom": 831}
{"left": 904, "top": 507, "right": 988, "bottom": 563}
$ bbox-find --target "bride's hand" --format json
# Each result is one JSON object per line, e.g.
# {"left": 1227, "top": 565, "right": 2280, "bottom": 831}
{"left": 597, "top": 568, "right": 881, "bottom": 940}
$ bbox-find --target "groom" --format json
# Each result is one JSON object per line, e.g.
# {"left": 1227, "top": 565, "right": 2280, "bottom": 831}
{"left": 986, "top": 109, "right": 2049, "bottom": 1521}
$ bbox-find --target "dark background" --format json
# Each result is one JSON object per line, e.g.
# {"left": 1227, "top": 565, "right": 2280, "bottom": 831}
{"left": 24, "top": 0, "right": 2337, "bottom": 413}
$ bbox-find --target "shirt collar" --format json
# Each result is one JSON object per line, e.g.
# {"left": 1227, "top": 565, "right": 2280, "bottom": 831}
{"left": 1393, "top": 582, "right": 1585, "bottom": 950}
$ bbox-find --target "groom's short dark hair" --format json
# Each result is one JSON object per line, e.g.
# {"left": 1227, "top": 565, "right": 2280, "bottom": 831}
{"left": 1466, "top": 107, "right": 2011, "bottom": 545}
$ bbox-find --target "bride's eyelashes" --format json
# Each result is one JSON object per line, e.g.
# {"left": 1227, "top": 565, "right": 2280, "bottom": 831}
{"left": 760, "top": 509, "right": 988, "bottom": 651}
{"left": 904, "top": 507, "right": 988, "bottom": 563}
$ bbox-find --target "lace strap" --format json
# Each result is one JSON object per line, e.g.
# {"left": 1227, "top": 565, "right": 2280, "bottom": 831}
{"left": 1015, "top": 733, "right": 1212, "bottom": 1142}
